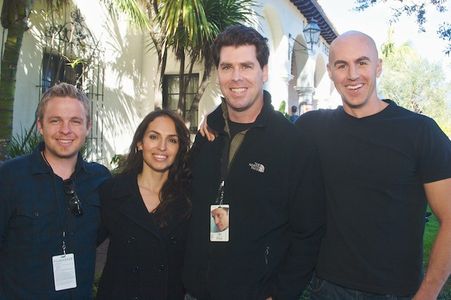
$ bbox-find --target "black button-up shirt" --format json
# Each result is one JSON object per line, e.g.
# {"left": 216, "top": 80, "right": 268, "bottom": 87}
{"left": 0, "top": 143, "right": 110, "bottom": 299}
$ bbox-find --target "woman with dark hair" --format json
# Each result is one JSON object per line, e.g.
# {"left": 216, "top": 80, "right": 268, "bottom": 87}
{"left": 96, "top": 109, "right": 191, "bottom": 300}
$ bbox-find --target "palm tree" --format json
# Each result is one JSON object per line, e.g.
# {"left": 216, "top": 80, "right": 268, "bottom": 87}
{"left": 188, "top": 0, "right": 256, "bottom": 115}
{"left": 157, "top": 0, "right": 256, "bottom": 119}
{"left": 0, "top": 0, "right": 33, "bottom": 159}
{"left": 114, "top": 0, "right": 256, "bottom": 119}
{"left": 156, "top": 0, "right": 213, "bottom": 118}
{"left": 108, "top": 0, "right": 168, "bottom": 101}
{"left": 0, "top": 0, "right": 67, "bottom": 160}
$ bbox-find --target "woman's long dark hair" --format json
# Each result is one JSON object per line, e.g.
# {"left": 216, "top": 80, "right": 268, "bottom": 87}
{"left": 121, "top": 109, "right": 191, "bottom": 226}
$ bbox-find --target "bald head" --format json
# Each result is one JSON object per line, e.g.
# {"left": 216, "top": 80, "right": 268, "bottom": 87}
{"left": 329, "top": 31, "right": 379, "bottom": 62}
{"left": 327, "top": 30, "right": 383, "bottom": 117}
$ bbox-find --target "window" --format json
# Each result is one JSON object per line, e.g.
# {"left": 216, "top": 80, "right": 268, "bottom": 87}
{"left": 162, "top": 74, "right": 199, "bottom": 132}
{"left": 41, "top": 52, "right": 83, "bottom": 93}
{"left": 40, "top": 51, "right": 106, "bottom": 163}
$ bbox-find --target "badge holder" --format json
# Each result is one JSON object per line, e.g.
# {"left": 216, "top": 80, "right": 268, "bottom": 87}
{"left": 210, "top": 182, "right": 230, "bottom": 242}
{"left": 52, "top": 232, "right": 77, "bottom": 291}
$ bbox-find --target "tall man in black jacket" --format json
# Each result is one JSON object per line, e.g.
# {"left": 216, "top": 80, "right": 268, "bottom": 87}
{"left": 182, "top": 24, "right": 325, "bottom": 300}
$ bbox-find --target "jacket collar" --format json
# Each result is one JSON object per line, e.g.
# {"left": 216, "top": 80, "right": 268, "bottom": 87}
{"left": 30, "top": 142, "right": 88, "bottom": 176}
{"left": 111, "top": 172, "right": 184, "bottom": 237}
{"left": 110, "top": 171, "right": 137, "bottom": 198}
{"left": 207, "top": 90, "right": 273, "bottom": 135}
{"left": 111, "top": 172, "right": 162, "bottom": 237}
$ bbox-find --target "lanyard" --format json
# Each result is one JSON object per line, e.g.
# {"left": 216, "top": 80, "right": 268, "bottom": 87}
{"left": 41, "top": 151, "right": 73, "bottom": 255}
{"left": 215, "top": 181, "right": 225, "bottom": 205}
{"left": 216, "top": 129, "right": 249, "bottom": 205}
{"left": 216, "top": 131, "right": 231, "bottom": 205}
{"left": 215, "top": 109, "right": 252, "bottom": 205}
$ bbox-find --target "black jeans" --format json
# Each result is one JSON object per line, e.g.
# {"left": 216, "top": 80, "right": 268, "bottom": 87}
{"left": 309, "top": 275, "right": 413, "bottom": 300}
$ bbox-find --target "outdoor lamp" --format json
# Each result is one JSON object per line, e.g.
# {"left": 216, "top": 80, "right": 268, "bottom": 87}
{"left": 303, "top": 18, "right": 321, "bottom": 52}
{"left": 289, "top": 18, "right": 321, "bottom": 54}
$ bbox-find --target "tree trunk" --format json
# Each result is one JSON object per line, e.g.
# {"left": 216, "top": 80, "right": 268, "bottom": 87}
{"left": 0, "top": 0, "right": 32, "bottom": 160}
{"left": 191, "top": 69, "right": 210, "bottom": 111}
{"left": 159, "top": 44, "right": 168, "bottom": 90}
{"left": 177, "top": 50, "right": 186, "bottom": 117}
{"left": 189, "top": 58, "right": 213, "bottom": 117}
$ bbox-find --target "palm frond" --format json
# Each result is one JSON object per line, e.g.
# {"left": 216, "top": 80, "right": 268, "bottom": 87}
{"left": 110, "top": 0, "right": 151, "bottom": 30}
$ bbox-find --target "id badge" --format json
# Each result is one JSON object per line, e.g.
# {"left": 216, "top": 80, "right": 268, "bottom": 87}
{"left": 210, "top": 204, "right": 229, "bottom": 242}
{"left": 52, "top": 253, "right": 77, "bottom": 291}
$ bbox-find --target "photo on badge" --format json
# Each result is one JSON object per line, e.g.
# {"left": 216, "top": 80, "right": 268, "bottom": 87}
{"left": 210, "top": 204, "right": 229, "bottom": 242}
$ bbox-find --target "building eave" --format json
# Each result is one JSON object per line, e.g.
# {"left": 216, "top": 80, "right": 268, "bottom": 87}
{"left": 290, "top": 0, "right": 339, "bottom": 44}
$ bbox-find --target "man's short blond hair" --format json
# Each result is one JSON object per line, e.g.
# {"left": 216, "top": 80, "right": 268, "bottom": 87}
{"left": 37, "top": 83, "right": 91, "bottom": 124}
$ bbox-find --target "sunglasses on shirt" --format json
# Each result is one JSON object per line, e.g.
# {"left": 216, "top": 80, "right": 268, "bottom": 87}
{"left": 63, "top": 179, "right": 83, "bottom": 217}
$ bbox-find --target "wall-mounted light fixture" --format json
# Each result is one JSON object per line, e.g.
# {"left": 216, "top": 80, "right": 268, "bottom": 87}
{"left": 289, "top": 18, "right": 321, "bottom": 53}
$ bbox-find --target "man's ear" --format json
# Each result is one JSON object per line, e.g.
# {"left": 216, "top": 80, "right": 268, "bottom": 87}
{"left": 37, "top": 119, "right": 44, "bottom": 135}
{"left": 327, "top": 63, "right": 332, "bottom": 79}
{"left": 87, "top": 120, "right": 92, "bottom": 133}
{"left": 376, "top": 58, "right": 383, "bottom": 78}
{"left": 262, "top": 64, "right": 269, "bottom": 83}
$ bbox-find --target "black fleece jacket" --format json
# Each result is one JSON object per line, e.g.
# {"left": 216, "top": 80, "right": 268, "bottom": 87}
{"left": 182, "top": 91, "right": 325, "bottom": 300}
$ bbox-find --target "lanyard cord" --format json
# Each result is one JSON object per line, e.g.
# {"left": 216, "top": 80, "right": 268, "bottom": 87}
{"left": 41, "top": 151, "right": 69, "bottom": 255}
{"left": 41, "top": 151, "right": 77, "bottom": 298}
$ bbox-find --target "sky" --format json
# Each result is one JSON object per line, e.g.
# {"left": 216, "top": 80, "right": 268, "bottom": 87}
{"left": 317, "top": 0, "right": 451, "bottom": 80}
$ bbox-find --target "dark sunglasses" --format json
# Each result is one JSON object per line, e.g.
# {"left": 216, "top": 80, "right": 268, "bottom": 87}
{"left": 63, "top": 179, "right": 83, "bottom": 217}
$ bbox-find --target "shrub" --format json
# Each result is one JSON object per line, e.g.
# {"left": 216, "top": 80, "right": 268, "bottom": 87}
{"left": 5, "top": 127, "right": 42, "bottom": 159}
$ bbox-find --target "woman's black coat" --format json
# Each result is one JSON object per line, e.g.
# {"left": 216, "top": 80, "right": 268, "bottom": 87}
{"left": 96, "top": 173, "right": 189, "bottom": 300}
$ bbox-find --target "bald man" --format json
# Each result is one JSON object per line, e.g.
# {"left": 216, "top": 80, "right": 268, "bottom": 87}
{"left": 296, "top": 31, "right": 451, "bottom": 299}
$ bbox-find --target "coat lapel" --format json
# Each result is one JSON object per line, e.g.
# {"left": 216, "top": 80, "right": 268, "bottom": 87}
{"left": 113, "top": 173, "right": 162, "bottom": 239}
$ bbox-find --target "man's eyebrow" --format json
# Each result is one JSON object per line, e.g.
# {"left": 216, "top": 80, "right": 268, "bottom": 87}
{"left": 333, "top": 60, "right": 347, "bottom": 67}
{"left": 333, "top": 56, "right": 371, "bottom": 67}
{"left": 219, "top": 61, "right": 255, "bottom": 66}
{"left": 356, "top": 56, "right": 371, "bottom": 63}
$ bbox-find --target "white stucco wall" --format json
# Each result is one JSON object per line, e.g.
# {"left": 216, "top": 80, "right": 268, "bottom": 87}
{"left": 75, "top": 0, "right": 157, "bottom": 159}
{"left": 4, "top": 0, "right": 337, "bottom": 167}
{"left": 196, "top": 0, "right": 338, "bottom": 118}
{"left": 9, "top": 0, "right": 158, "bottom": 165}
